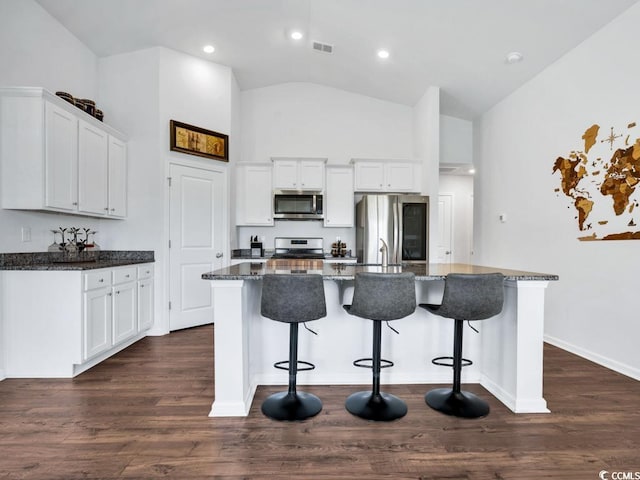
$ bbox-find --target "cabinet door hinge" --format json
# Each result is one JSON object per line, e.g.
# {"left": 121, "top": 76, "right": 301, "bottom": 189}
{"left": 168, "top": 301, "right": 172, "bottom": 310}
{"left": 167, "top": 177, "right": 172, "bottom": 187}
{"left": 168, "top": 239, "right": 172, "bottom": 248}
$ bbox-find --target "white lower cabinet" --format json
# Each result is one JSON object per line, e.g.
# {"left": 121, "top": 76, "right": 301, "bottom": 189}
{"left": 83, "top": 265, "right": 152, "bottom": 361}
{"left": 137, "top": 265, "right": 154, "bottom": 331}
{"left": 0, "top": 262, "right": 154, "bottom": 378}
{"left": 111, "top": 268, "right": 137, "bottom": 346}
{"left": 83, "top": 284, "right": 113, "bottom": 360}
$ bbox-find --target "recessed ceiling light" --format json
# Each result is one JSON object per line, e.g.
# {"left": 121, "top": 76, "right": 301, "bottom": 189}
{"left": 505, "top": 51, "right": 523, "bottom": 64}
{"left": 377, "top": 49, "right": 390, "bottom": 59}
{"left": 291, "top": 31, "right": 303, "bottom": 40}
{"left": 468, "top": 168, "right": 476, "bottom": 174}
{"left": 203, "top": 45, "right": 215, "bottom": 54}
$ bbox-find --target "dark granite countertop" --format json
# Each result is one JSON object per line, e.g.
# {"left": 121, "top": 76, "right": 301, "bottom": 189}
{"left": 202, "top": 262, "right": 559, "bottom": 282}
{"left": 0, "top": 250, "right": 154, "bottom": 271}
{"left": 231, "top": 249, "right": 356, "bottom": 261}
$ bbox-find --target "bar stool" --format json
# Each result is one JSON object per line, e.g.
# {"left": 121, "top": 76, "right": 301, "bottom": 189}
{"left": 419, "top": 273, "right": 504, "bottom": 418}
{"left": 260, "top": 274, "right": 326, "bottom": 421}
{"left": 343, "top": 272, "right": 416, "bottom": 421}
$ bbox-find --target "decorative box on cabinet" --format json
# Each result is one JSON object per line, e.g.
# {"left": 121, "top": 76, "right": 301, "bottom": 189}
{"left": 272, "top": 157, "right": 326, "bottom": 191}
{"left": 351, "top": 159, "right": 420, "bottom": 193}
{"left": 236, "top": 163, "right": 273, "bottom": 226}
{"left": 0, "top": 87, "right": 128, "bottom": 218}
{"left": 324, "top": 165, "right": 354, "bottom": 227}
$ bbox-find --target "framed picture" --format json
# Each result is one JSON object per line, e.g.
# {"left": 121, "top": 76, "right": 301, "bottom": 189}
{"left": 169, "top": 120, "right": 229, "bottom": 162}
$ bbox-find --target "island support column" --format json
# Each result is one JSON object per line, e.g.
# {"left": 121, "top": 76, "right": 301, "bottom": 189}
{"left": 480, "top": 279, "right": 550, "bottom": 413}
{"left": 209, "top": 279, "right": 256, "bottom": 417}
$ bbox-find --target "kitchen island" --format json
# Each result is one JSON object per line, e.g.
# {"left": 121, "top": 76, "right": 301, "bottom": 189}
{"left": 202, "top": 263, "right": 558, "bottom": 417}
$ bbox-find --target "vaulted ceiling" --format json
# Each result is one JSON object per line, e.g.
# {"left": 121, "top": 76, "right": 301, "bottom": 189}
{"left": 36, "top": 0, "right": 639, "bottom": 119}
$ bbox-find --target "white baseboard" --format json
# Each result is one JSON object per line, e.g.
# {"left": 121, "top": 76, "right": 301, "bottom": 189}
{"left": 544, "top": 335, "right": 640, "bottom": 381}
{"left": 209, "top": 383, "right": 257, "bottom": 417}
{"left": 481, "top": 375, "right": 549, "bottom": 413}
{"left": 0, "top": 369, "right": 5, "bottom": 381}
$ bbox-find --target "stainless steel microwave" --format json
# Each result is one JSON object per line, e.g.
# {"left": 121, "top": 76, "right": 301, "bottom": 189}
{"left": 273, "top": 190, "right": 324, "bottom": 220}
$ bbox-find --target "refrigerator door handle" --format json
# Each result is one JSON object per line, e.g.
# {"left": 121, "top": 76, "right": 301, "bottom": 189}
{"left": 393, "top": 199, "right": 401, "bottom": 264}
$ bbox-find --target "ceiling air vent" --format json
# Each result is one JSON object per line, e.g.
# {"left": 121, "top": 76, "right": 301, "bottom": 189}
{"left": 312, "top": 41, "right": 334, "bottom": 54}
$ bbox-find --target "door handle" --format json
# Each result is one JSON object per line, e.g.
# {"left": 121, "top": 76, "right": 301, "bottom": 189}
{"left": 215, "top": 252, "right": 224, "bottom": 258}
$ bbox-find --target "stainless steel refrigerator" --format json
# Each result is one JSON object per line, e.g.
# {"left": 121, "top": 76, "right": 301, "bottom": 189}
{"left": 355, "top": 194, "right": 429, "bottom": 265}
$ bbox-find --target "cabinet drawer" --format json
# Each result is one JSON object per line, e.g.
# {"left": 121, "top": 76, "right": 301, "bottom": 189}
{"left": 113, "top": 267, "right": 136, "bottom": 285}
{"left": 84, "top": 270, "right": 112, "bottom": 291}
{"left": 137, "top": 264, "right": 154, "bottom": 280}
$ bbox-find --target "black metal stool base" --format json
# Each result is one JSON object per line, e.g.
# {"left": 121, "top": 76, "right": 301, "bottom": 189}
{"left": 345, "top": 391, "right": 407, "bottom": 421}
{"left": 425, "top": 388, "right": 489, "bottom": 419}
{"left": 261, "top": 391, "right": 322, "bottom": 421}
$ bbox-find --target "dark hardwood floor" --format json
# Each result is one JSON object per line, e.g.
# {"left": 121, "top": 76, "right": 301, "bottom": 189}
{"left": 1, "top": 325, "right": 639, "bottom": 479}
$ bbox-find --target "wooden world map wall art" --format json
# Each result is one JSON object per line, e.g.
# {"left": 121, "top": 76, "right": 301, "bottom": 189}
{"left": 553, "top": 121, "right": 640, "bottom": 241}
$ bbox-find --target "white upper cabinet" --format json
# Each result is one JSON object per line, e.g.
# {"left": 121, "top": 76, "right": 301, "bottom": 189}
{"left": 352, "top": 159, "right": 420, "bottom": 192}
{"left": 44, "top": 101, "right": 78, "bottom": 210}
{"left": 272, "top": 157, "right": 326, "bottom": 191}
{"left": 107, "top": 136, "right": 127, "bottom": 218}
{"left": 0, "top": 87, "right": 128, "bottom": 218}
{"left": 236, "top": 163, "right": 273, "bottom": 226}
{"left": 324, "top": 166, "right": 354, "bottom": 227}
{"left": 78, "top": 120, "right": 109, "bottom": 215}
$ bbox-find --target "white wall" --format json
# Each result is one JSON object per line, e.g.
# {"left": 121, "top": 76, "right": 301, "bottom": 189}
{"left": 99, "top": 47, "right": 236, "bottom": 335}
{"left": 475, "top": 3, "right": 640, "bottom": 379}
{"left": 237, "top": 82, "right": 414, "bottom": 251}
{"left": 240, "top": 82, "right": 412, "bottom": 164}
{"left": 439, "top": 175, "right": 474, "bottom": 264}
{"left": 0, "top": 0, "right": 101, "bottom": 253}
{"left": 413, "top": 86, "right": 441, "bottom": 261}
{"left": 440, "top": 115, "right": 473, "bottom": 165}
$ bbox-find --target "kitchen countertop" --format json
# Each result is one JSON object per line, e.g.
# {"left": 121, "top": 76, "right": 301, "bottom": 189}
{"left": 231, "top": 249, "right": 356, "bottom": 261}
{"left": 0, "top": 250, "right": 154, "bottom": 271}
{"left": 202, "top": 262, "right": 559, "bottom": 281}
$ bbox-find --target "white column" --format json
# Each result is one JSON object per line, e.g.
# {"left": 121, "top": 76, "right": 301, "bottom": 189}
{"left": 480, "top": 279, "right": 550, "bottom": 413}
{"left": 209, "top": 279, "right": 255, "bottom": 416}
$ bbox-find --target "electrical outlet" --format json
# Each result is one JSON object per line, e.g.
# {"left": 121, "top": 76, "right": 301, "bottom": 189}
{"left": 21, "top": 227, "right": 32, "bottom": 242}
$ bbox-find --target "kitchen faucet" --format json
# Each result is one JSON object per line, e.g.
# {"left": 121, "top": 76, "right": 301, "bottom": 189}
{"left": 380, "top": 238, "right": 388, "bottom": 268}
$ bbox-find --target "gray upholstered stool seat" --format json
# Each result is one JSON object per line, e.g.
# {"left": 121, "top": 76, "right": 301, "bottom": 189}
{"left": 260, "top": 274, "right": 326, "bottom": 421}
{"left": 419, "top": 273, "right": 504, "bottom": 418}
{"left": 343, "top": 272, "right": 416, "bottom": 421}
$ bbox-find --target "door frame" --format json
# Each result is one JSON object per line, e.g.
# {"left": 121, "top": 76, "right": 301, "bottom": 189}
{"left": 159, "top": 157, "right": 229, "bottom": 335}
{"left": 437, "top": 193, "right": 455, "bottom": 264}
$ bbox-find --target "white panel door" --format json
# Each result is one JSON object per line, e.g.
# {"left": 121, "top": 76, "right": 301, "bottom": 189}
{"left": 436, "top": 194, "right": 453, "bottom": 264}
{"left": 112, "top": 281, "right": 137, "bottom": 345}
{"left": 108, "top": 136, "right": 127, "bottom": 217}
{"left": 44, "top": 101, "right": 78, "bottom": 210}
{"left": 78, "top": 120, "right": 109, "bottom": 215}
{"left": 83, "top": 287, "right": 112, "bottom": 361}
{"left": 169, "top": 163, "right": 227, "bottom": 331}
